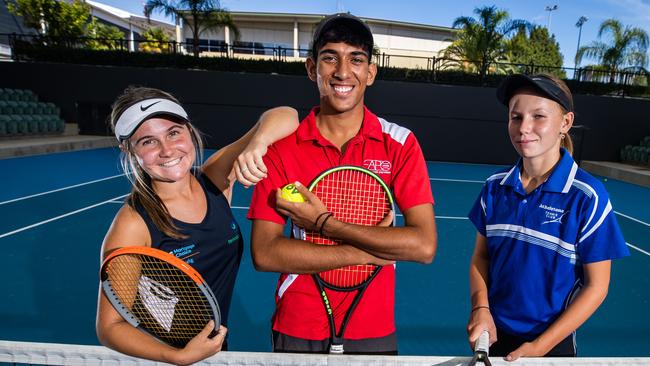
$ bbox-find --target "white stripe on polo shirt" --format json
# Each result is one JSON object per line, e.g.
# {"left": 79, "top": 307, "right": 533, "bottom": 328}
{"left": 486, "top": 224, "right": 577, "bottom": 262}
{"left": 500, "top": 165, "right": 517, "bottom": 185}
{"left": 561, "top": 162, "right": 579, "bottom": 193}
{"left": 580, "top": 200, "right": 613, "bottom": 243}
{"left": 487, "top": 172, "right": 507, "bottom": 182}
{"left": 572, "top": 179, "right": 599, "bottom": 236}
{"left": 378, "top": 118, "right": 411, "bottom": 145}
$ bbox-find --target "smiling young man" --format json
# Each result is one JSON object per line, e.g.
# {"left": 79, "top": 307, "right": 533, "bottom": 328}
{"left": 247, "top": 13, "right": 438, "bottom": 354}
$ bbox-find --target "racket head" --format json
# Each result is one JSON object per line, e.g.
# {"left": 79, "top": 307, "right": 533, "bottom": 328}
{"left": 100, "top": 246, "right": 220, "bottom": 348}
{"left": 299, "top": 165, "right": 395, "bottom": 290}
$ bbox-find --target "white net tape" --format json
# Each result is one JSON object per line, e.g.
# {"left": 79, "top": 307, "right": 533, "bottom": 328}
{"left": 1, "top": 340, "right": 649, "bottom": 366}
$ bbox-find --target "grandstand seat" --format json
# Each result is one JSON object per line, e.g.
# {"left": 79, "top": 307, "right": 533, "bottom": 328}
{"left": 639, "top": 147, "right": 650, "bottom": 164}
{"left": 22, "top": 115, "right": 39, "bottom": 134}
{"left": 2, "top": 89, "right": 16, "bottom": 101}
{"left": 14, "top": 115, "right": 28, "bottom": 134}
{"left": 54, "top": 116, "right": 65, "bottom": 133}
{"left": 7, "top": 101, "right": 23, "bottom": 114}
{"left": 642, "top": 136, "right": 650, "bottom": 148}
{"left": 0, "top": 115, "right": 9, "bottom": 136}
{"left": 4, "top": 116, "right": 18, "bottom": 135}
{"left": 32, "top": 102, "right": 44, "bottom": 115}
{"left": 22, "top": 90, "right": 38, "bottom": 102}
{"left": 0, "top": 101, "right": 9, "bottom": 114}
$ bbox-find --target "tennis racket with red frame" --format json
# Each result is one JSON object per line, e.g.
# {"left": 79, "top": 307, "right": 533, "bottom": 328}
{"left": 295, "top": 165, "right": 395, "bottom": 354}
{"left": 100, "top": 246, "right": 221, "bottom": 348}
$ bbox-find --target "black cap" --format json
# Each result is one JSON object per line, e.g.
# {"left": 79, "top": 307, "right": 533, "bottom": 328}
{"left": 496, "top": 74, "right": 573, "bottom": 112}
{"left": 312, "top": 13, "right": 374, "bottom": 58}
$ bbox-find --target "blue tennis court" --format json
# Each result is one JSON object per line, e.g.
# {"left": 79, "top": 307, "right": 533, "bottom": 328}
{"left": 1, "top": 147, "right": 648, "bottom": 357}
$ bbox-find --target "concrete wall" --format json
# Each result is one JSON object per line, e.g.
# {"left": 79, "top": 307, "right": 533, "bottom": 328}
{"left": 2, "top": 61, "right": 649, "bottom": 165}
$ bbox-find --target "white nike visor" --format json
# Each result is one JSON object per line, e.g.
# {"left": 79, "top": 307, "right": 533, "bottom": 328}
{"left": 114, "top": 98, "right": 189, "bottom": 141}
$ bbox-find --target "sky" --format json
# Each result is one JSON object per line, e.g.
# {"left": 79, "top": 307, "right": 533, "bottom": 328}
{"left": 99, "top": 0, "right": 650, "bottom": 69}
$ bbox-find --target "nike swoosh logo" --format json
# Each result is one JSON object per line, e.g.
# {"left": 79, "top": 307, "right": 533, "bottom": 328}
{"left": 140, "top": 101, "right": 161, "bottom": 111}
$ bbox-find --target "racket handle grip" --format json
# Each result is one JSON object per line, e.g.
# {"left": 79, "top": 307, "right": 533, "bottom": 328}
{"left": 475, "top": 330, "right": 490, "bottom": 354}
{"left": 329, "top": 344, "right": 344, "bottom": 354}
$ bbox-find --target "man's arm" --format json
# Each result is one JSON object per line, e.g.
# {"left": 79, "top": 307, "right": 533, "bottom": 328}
{"left": 275, "top": 183, "right": 436, "bottom": 264}
{"left": 250, "top": 219, "right": 393, "bottom": 273}
{"left": 321, "top": 203, "right": 436, "bottom": 263}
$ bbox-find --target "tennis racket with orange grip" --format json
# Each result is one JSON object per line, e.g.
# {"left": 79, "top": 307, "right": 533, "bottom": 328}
{"left": 295, "top": 165, "right": 395, "bottom": 353}
{"left": 100, "top": 246, "right": 221, "bottom": 348}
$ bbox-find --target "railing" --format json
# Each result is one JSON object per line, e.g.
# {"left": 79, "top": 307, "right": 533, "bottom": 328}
{"left": 3, "top": 33, "right": 648, "bottom": 96}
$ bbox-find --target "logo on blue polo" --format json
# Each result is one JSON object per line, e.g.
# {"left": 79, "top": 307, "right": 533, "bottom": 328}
{"left": 539, "top": 204, "right": 568, "bottom": 224}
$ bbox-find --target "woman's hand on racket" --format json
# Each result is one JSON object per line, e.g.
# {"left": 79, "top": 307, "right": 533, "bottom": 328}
{"left": 234, "top": 139, "right": 268, "bottom": 188}
{"left": 467, "top": 307, "right": 497, "bottom": 350}
{"left": 275, "top": 181, "right": 328, "bottom": 230}
{"left": 175, "top": 321, "right": 227, "bottom": 366}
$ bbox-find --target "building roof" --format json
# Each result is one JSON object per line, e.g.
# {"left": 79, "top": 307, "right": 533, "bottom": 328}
{"left": 87, "top": 0, "right": 175, "bottom": 34}
{"left": 181, "top": 10, "right": 457, "bottom": 35}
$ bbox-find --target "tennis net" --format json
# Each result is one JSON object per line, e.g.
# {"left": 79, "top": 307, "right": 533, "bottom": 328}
{"left": 1, "top": 340, "right": 649, "bottom": 366}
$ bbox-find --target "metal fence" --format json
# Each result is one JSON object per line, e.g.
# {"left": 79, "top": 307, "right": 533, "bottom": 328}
{"left": 3, "top": 33, "right": 648, "bottom": 92}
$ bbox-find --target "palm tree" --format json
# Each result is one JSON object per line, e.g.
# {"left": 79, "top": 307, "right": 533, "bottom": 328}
{"left": 443, "top": 6, "right": 530, "bottom": 80}
{"left": 144, "top": 0, "right": 239, "bottom": 57}
{"left": 576, "top": 19, "right": 648, "bottom": 83}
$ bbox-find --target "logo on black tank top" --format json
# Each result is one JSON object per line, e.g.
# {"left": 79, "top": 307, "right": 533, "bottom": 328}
{"left": 170, "top": 244, "right": 197, "bottom": 264}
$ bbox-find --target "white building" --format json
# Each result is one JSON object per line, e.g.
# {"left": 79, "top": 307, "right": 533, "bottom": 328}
{"left": 86, "top": 0, "right": 175, "bottom": 52}
{"left": 180, "top": 11, "right": 457, "bottom": 68}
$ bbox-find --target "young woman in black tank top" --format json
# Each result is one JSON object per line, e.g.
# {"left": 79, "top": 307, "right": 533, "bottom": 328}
{"left": 96, "top": 86, "right": 299, "bottom": 365}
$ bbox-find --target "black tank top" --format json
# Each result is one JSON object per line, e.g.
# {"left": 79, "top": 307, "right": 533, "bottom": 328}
{"left": 133, "top": 173, "right": 243, "bottom": 328}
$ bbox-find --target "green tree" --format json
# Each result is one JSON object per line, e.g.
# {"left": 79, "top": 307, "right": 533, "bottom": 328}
{"left": 140, "top": 27, "right": 172, "bottom": 53}
{"left": 144, "top": 0, "right": 239, "bottom": 57}
{"left": 507, "top": 26, "right": 565, "bottom": 78}
{"left": 86, "top": 19, "right": 126, "bottom": 51}
{"left": 7, "top": 0, "right": 90, "bottom": 46}
{"left": 443, "top": 5, "right": 530, "bottom": 79}
{"left": 576, "top": 19, "right": 648, "bottom": 83}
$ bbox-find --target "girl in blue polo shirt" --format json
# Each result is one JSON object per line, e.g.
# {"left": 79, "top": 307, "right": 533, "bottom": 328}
{"left": 466, "top": 74, "right": 629, "bottom": 361}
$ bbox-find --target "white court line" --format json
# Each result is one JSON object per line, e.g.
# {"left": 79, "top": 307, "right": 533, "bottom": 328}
{"left": 0, "top": 174, "right": 125, "bottom": 206}
{"left": 615, "top": 211, "right": 650, "bottom": 228}
{"left": 231, "top": 205, "right": 650, "bottom": 256}
{"left": 0, "top": 194, "right": 128, "bottom": 239}
{"left": 430, "top": 179, "right": 650, "bottom": 228}
{"left": 627, "top": 242, "right": 650, "bottom": 256}
{"left": 430, "top": 177, "right": 484, "bottom": 184}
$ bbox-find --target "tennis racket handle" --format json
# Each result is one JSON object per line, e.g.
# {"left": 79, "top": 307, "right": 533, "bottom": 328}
{"left": 475, "top": 330, "right": 490, "bottom": 354}
{"left": 330, "top": 344, "right": 344, "bottom": 354}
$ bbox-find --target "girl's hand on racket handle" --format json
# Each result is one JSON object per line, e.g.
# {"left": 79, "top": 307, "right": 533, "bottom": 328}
{"left": 275, "top": 182, "right": 327, "bottom": 230}
{"left": 174, "top": 321, "right": 226, "bottom": 366}
{"left": 467, "top": 307, "right": 497, "bottom": 351}
{"left": 234, "top": 139, "right": 268, "bottom": 188}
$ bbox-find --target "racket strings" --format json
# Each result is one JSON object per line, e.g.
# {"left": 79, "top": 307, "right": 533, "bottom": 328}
{"left": 105, "top": 254, "right": 213, "bottom": 346}
{"left": 307, "top": 169, "right": 391, "bottom": 288}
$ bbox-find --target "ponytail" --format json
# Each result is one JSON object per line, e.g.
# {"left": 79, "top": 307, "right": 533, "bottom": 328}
{"left": 561, "top": 133, "right": 574, "bottom": 156}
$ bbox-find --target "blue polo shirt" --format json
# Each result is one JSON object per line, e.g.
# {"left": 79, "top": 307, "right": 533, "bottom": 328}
{"left": 468, "top": 148, "right": 629, "bottom": 339}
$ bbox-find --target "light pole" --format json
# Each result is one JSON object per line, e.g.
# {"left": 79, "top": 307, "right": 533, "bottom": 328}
{"left": 545, "top": 5, "right": 558, "bottom": 33}
{"left": 574, "top": 16, "right": 588, "bottom": 78}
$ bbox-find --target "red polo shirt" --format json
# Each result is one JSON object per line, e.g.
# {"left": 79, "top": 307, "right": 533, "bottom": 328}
{"left": 248, "top": 106, "right": 433, "bottom": 340}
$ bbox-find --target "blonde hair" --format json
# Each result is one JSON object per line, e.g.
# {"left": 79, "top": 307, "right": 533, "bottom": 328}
{"left": 537, "top": 73, "right": 574, "bottom": 156}
{"left": 109, "top": 86, "right": 204, "bottom": 239}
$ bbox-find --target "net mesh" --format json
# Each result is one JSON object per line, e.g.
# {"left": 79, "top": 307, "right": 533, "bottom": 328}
{"left": 307, "top": 168, "right": 392, "bottom": 288}
{"left": 103, "top": 252, "right": 217, "bottom": 348}
{"left": 1, "top": 340, "right": 649, "bottom": 366}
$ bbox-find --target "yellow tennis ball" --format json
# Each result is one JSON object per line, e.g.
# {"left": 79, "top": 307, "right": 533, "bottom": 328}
{"left": 280, "top": 184, "right": 305, "bottom": 203}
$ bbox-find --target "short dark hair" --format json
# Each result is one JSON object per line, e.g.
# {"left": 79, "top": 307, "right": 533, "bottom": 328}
{"left": 311, "top": 13, "right": 374, "bottom": 61}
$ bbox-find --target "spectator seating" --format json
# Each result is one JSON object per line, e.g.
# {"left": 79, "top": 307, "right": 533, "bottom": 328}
{"left": 0, "top": 88, "right": 65, "bottom": 137}
{"left": 620, "top": 136, "right": 650, "bottom": 165}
